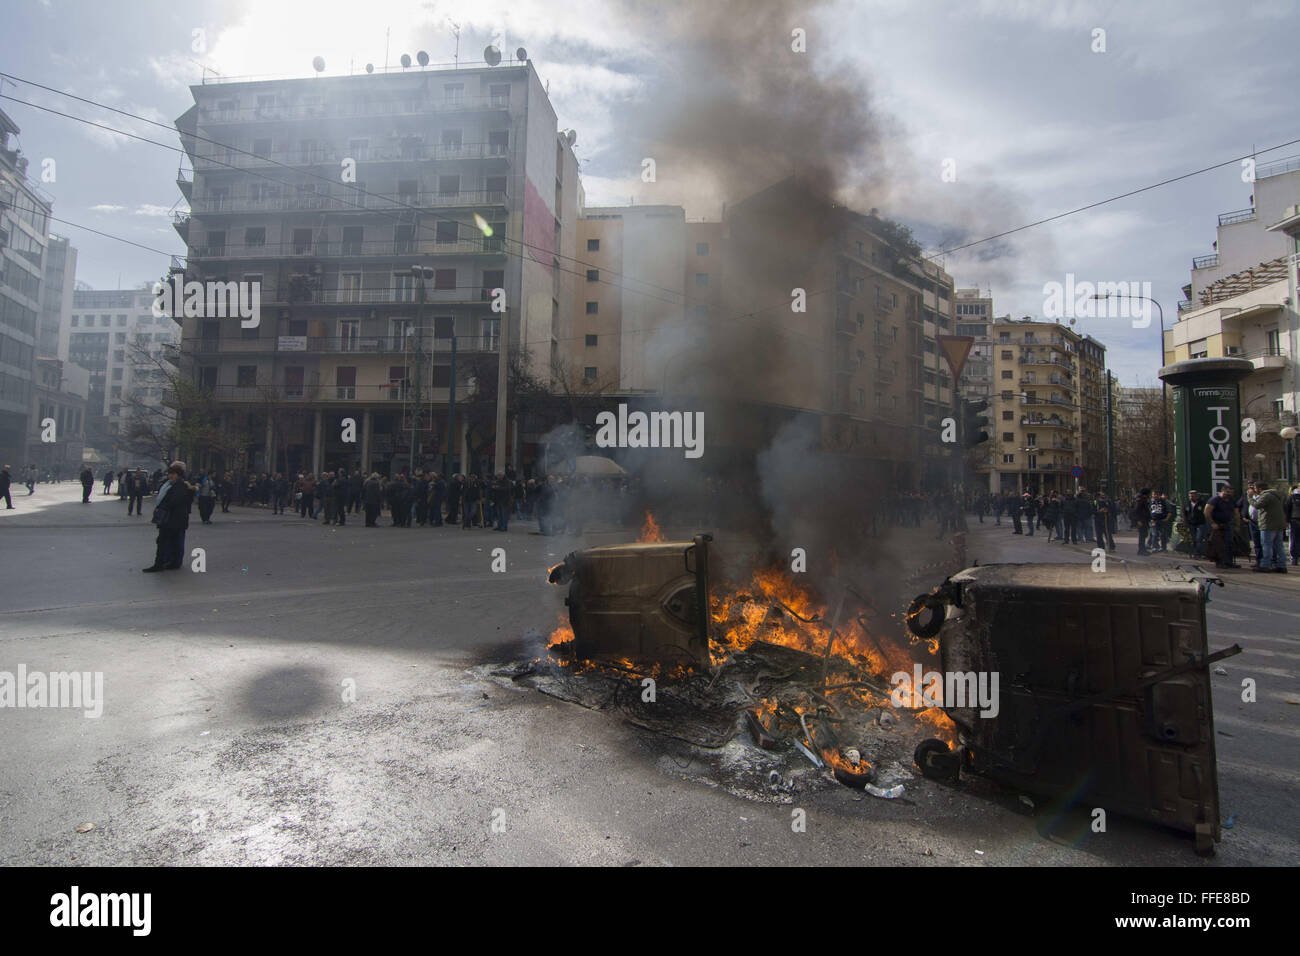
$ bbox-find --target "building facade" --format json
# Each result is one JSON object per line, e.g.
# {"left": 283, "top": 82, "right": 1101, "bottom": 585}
{"left": 172, "top": 59, "right": 579, "bottom": 477}
{"left": 984, "top": 317, "right": 1107, "bottom": 494}
{"left": 0, "top": 107, "right": 50, "bottom": 468}
{"left": 26, "top": 357, "right": 87, "bottom": 473}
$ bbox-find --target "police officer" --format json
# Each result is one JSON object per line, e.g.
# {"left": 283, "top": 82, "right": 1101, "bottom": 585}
{"left": 1286, "top": 484, "right": 1300, "bottom": 567}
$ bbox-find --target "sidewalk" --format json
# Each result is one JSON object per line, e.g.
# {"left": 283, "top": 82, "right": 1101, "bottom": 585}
{"left": 963, "top": 517, "right": 1300, "bottom": 594}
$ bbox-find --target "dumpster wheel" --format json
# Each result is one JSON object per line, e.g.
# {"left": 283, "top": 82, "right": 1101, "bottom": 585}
{"left": 914, "top": 737, "right": 961, "bottom": 784}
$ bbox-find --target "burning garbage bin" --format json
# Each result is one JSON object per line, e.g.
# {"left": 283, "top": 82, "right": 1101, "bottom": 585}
{"left": 909, "top": 564, "right": 1241, "bottom": 855}
{"left": 549, "top": 533, "right": 713, "bottom": 668}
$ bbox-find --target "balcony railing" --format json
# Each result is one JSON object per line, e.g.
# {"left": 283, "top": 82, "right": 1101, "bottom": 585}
{"left": 187, "top": 334, "right": 498, "bottom": 356}
{"left": 202, "top": 382, "right": 471, "bottom": 404}
{"left": 197, "top": 94, "right": 512, "bottom": 125}
{"left": 1192, "top": 253, "right": 1219, "bottom": 270}
{"left": 191, "top": 143, "right": 511, "bottom": 169}
{"left": 190, "top": 237, "right": 505, "bottom": 260}
{"left": 1020, "top": 416, "right": 1072, "bottom": 428}
{"left": 1218, "top": 207, "right": 1256, "bottom": 227}
{"left": 188, "top": 189, "right": 507, "bottom": 215}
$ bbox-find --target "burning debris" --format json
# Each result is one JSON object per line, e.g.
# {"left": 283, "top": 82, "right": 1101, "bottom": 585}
{"left": 520, "top": 534, "right": 958, "bottom": 800}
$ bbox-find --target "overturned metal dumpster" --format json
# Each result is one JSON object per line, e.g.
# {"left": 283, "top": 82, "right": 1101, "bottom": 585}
{"left": 548, "top": 534, "right": 713, "bottom": 668}
{"left": 908, "top": 564, "right": 1241, "bottom": 855}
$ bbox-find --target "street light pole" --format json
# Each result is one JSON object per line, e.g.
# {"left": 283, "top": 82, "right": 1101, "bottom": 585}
{"left": 1094, "top": 292, "right": 1168, "bottom": 490}
{"left": 400, "top": 266, "right": 434, "bottom": 476}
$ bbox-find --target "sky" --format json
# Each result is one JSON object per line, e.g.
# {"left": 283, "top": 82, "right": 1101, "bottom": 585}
{"left": 2, "top": 0, "right": 1297, "bottom": 386}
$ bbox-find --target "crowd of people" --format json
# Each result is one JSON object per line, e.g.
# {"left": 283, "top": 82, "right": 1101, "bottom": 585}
{"left": 965, "top": 482, "right": 1300, "bottom": 571}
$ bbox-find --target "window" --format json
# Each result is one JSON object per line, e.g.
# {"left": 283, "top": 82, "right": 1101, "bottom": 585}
{"left": 434, "top": 316, "right": 454, "bottom": 338}
{"left": 393, "top": 275, "right": 416, "bottom": 302}
{"left": 485, "top": 175, "right": 507, "bottom": 199}
{"left": 584, "top": 366, "right": 597, "bottom": 382}
{"left": 693, "top": 304, "right": 708, "bottom": 319}
{"left": 1001, "top": 350, "right": 1012, "bottom": 360}
{"left": 113, "top": 350, "right": 125, "bottom": 363}
{"left": 1026, "top": 434, "right": 1037, "bottom": 446}
{"left": 586, "top": 269, "right": 599, "bottom": 282}
{"left": 435, "top": 220, "right": 459, "bottom": 244}
{"left": 586, "top": 301, "right": 598, "bottom": 315}
{"left": 696, "top": 242, "right": 709, "bottom": 256}
{"left": 1266, "top": 329, "right": 1282, "bottom": 355}
{"left": 857, "top": 388, "right": 865, "bottom": 409}
{"left": 434, "top": 269, "right": 456, "bottom": 291}
{"left": 1002, "top": 454, "right": 1015, "bottom": 464}
{"left": 587, "top": 239, "right": 600, "bottom": 251}
{"left": 585, "top": 334, "right": 598, "bottom": 347}
{"left": 237, "top": 366, "right": 257, "bottom": 387}
{"left": 244, "top": 227, "right": 266, "bottom": 247}
{"left": 1002, "top": 410, "right": 1013, "bottom": 421}
{"left": 339, "top": 319, "right": 360, "bottom": 350}
{"left": 999, "top": 332, "right": 1010, "bottom": 342}
{"left": 71, "top": 316, "right": 78, "bottom": 327}
{"left": 292, "top": 228, "right": 313, "bottom": 254}
{"left": 114, "top": 332, "right": 126, "bottom": 345}
{"left": 438, "top": 175, "right": 460, "bottom": 197}
{"left": 694, "top": 273, "right": 709, "bottom": 287}
{"left": 856, "top": 240, "right": 864, "bottom": 257}
{"left": 441, "top": 129, "right": 462, "bottom": 151}
{"left": 111, "top": 385, "right": 122, "bottom": 398}
{"left": 432, "top": 366, "right": 451, "bottom": 388}
{"left": 444, "top": 83, "right": 465, "bottom": 105}
{"left": 336, "top": 366, "right": 356, "bottom": 399}
{"left": 394, "top": 224, "right": 415, "bottom": 253}
{"left": 100, "top": 316, "right": 111, "bottom": 327}
{"left": 481, "top": 318, "right": 500, "bottom": 350}
{"left": 116, "top": 315, "right": 127, "bottom": 326}
{"left": 1001, "top": 370, "right": 1013, "bottom": 379}
{"left": 341, "top": 226, "right": 363, "bottom": 255}
{"left": 488, "top": 130, "right": 509, "bottom": 155}
{"left": 199, "top": 367, "right": 218, "bottom": 388}
{"left": 284, "top": 366, "right": 305, "bottom": 397}
{"left": 1002, "top": 432, "right": 1014, "bottom": 442}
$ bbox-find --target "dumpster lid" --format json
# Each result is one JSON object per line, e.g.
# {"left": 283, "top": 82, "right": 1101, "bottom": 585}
{"left": 950, "top": 563, "right": 1209, "bottom": 593}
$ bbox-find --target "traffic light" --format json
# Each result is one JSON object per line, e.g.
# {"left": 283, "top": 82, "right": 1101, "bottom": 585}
{"left": 963, "top": 398, "right": 990, "bottom": 447}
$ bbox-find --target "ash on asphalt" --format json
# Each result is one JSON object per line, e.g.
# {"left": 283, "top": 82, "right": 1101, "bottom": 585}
{"left": 478, "top": 641, "right": 929, "bottom": 805}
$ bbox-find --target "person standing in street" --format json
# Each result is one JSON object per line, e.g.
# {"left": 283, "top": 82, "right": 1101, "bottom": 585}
{"left": 79, "top": 465, "right": 94, "bottom": 503}
{"left": 25, "top": 463, "right": 37, "bottom": 494}
{"left": 127, "top": 468, "right": 147, "bottom": 516}
{"left": 333, "top": 471, "right": 348, "bottom": 526}
{"left": 1007, "top": 491, "right": 1023, "bottom": 534}
{"left": 195, "top": 470, "right": 217, "bottom": 524}
{"left": 1093, "top": 491, "right": 1116, "bottom": 551}
{"left": 363, "top": 472, "right": 383, "bottom": 527}
{"left": 1205, "top": 485, "right": 1239, "bottom": 569}
{"left": 1285, "top": 483, "right": 1300, "bottom": 567}
{"left": 1022, "top": 491, "right": 1038, "bottom": 537}
{"left": 1060, "top": 492, "right": 1078, "bottom": 544}
{"left": 143, "top": 462, "right": 194, "bottom": 572}
{"left": 0, "top": 465, "right": 12, "bottom": 509}
{"left": 1184, "top": 490, "right": 1209, "bottom": 558}
{"left": 1251, "top": 481, "right": 1287, "bottom": 573}
{"left": 1132, "top": 488, "right": 1152, "bottom": 555}
{"left": 430, "top": 472, "right": 446, "bottom": 526}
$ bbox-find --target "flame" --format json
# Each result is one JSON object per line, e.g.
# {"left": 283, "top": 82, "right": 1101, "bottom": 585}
{"left": 638, "top": 511, "right": 665, "bottom": 543}
{"left": 547, "top": 613, "right": 575, "bottom": 649}
{"left": 914, "top": 705, "right": 960, "bottom": 747}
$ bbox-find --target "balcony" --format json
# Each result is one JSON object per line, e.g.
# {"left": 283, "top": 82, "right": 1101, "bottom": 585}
{"left": 875, "top": 367, "right": 895, "bottom": 385}
{"left": 1218, "top": 207, "right": 1256, "bottom": 227}
{"left": 873, "top": 331, "right": 894, "bottom": 351}
{"left": 190, "top": 237, "right": 505, "bottom": 261}
{"left": 1248, "top": 346, "right": 1289, "bottom": 371}
{"left": 191, "top": 143, "right": 511, "bottom": 170}
{"left": 197, "top": 94, "right": 513, "bottom": 126}
{"left": 203, "top": 382, "right": 472, "bottom": 404}
{"left": 187, "top": 334, "right": 498, "bottom": 356}
{"left": 1020, "top": 416, "right": 1072, "bottom": 428}
{"left": 1177, "top": 299, "right": 1197, "bottom": 313}
{"left": 187, "top": 189, "right": 508, "bottom": 216}
{"left": 1192, "top": 253, "right": 1219, "bottom": 270}
{"left": 1018, "top": 355, "right": 1075, "bottom": 371}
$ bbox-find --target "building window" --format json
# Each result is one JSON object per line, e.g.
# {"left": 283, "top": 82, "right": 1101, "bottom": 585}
{"left": 435, "top": 220, "right": 459, "bottom": 243}
{"left": 1001, "top": 370, "right": 1013, "bottom": 379}
{"left": 237, "top": 366, "right": 257, "bottom": 387}
{"left": 1001, "top": 350, "right": 1012, "bottom": 360}
{"left": 70, "top": 316, "right": 78, "bottom": 327}
{"left": 585, "top": 334, "right": 598, "bottom": 347}
{"left": 587, "top": 238, "right": 600, "bottom": 251}
{"left": 1002, "top": 454, "right": 1015, "bottom": 464}
{"left": 584, "top": 366, "right": 597, "bottom": 382}
{"left": 434, "top": 269, "right": 456, "bottom": 291}
{"left": 696, "top": 242, "right": 709, "bottom": 256}
{"left": 693, "top": 304, "right": 708, "bottom": 319}
{"left": 1002, "top": 410, "right": 1013, "bottom": 420}
{"left": 245, "top": 227, "right": 266, "bottom": 247}
{"left": 694, "top": 273, "right": 709, "bottom": 287}
{"left": 586, "top": 269, "right": 599, "bottom": 282}
{"left": 111, "top": 386, "right": 122, "bottom": 398}
{"left": 114, "top": 333, "right": 126, "bottom": 345}
{"left": 1002, "top": 432, "right": 1014, "bottom": 442}
{"left": 443, "top": 83, "right": 465, "bottom": 105}
{"left": 586, "top": 301, "right": 598, "bottom": 315}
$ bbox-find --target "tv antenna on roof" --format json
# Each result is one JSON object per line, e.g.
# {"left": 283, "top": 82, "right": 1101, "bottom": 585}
{"left": 447, "top": 19, "right": 461, "bottom": 66}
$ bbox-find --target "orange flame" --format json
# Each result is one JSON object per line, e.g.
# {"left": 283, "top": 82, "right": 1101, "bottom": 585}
{"left": 638, "top": 511, "right": 665, "bottom": 543}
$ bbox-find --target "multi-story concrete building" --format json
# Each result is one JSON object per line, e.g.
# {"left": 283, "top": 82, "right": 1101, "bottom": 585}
{"left": 69, "top": 288, "right": 180, "bottom": 466}
{"left": 1182, "top": 155, "right": 1300, "bottom": 315}
{"left": 38, "top": 234, "right": 75, "bottom": 360}
{"left": 984, "top": 316, "right": 1107, "bottom": 494}
{"left": 172, "top": 58, "right": 579, "bottom": 476}
{"left": 0, "top": 107, "right": 50, "bottom": 467}
{"left": 954, "top": 288, "right": 994, "bottom": 402}
{"left": 26, "top": 357, "right": 87, "bottom": 473}
{"left": 562, "top": 180, "right": 960, "bottom": 490}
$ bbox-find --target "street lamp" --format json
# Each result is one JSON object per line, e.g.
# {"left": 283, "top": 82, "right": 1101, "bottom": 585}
{"left": 1282, "top": 425, "right": 1298, "bottom": 483}
{"left": 1093, "top": 292, "right": 1168, "bottom": 491}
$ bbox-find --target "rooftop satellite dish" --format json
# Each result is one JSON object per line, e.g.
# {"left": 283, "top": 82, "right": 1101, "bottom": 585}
{"left": 400, "top": 53, "right": 412, "bottom": 68}
{"left": 484, "top": 45, "right": 501, "bottom": 66}
{"left": 365, "top": 63, "right": 374, "bottom": 74}
{"left": 565, "top": 129, "right": 577, "bottom": 147}
{"left": 515, "top": 47, "right": 528, "bottom": 61}
{"left": 416, "top": 50, "right": 429, "bottom": 66}
{"left": 312, "top": 56, "right": 326, "bottom": 73}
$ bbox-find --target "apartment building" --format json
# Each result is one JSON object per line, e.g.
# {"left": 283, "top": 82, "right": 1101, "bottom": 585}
{"left": 172, "top": 58, "right": 579, "bottom": 476}
{"left": 563, "top": 180, "right": 959, "bottom": 489}
{"left": 26, "top": 356, "right": 87, "bottom": 471}
{"left": 38, "top": 235, "right": 75, "bottom": 360}
{"left": 1182, "top": 155, "right": 1300, "bottom": 314}
{"left": 954, "top": 288, "right": 994, "bottom": 402}
{"left": 984, "top": 317, "right": 1107, "bottom": 494}
{"left": 0, "top": 107, "right": 50, "bottom": 467}
{"left": 69, "top": 288, "right": 179, "bottom": 466}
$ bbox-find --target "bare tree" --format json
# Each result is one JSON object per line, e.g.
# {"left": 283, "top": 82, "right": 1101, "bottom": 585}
{"left": 1114, "top": 387, "right": 1172, "bottom": 493}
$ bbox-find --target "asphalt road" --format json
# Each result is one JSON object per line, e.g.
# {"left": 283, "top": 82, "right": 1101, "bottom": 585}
{"left": 1, "top": 484, "right": 1295, "bottom": 866}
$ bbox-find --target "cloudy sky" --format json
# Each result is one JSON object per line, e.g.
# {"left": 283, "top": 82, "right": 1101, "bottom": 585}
{"left": 2, "top": 0, "right": 1297, "bottom": 385}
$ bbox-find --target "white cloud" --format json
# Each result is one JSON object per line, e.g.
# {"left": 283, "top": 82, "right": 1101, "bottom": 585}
{"left": 133, "top": 204, "right": 173, "bottom": 217}
{"left": 89, "top": 204, "right": 126, "bottom": 213}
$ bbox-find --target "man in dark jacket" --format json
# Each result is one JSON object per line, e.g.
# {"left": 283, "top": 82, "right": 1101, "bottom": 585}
{"left": 333, "top": 471, "right": 348, "bottom": 526}
{"left": 144, "top": 461, "right": 194, "bottom": 572}
{"left": 1022, "top": 492, "right": 1038, "bottom": 536}
{"left": 1285, "top": 484, "right": 1300, "bottom": 567}
{"left": 0, "top": 465, "right": 11, "bottom": 509}
{"left": 1132, "top": 488, "right": 1152, "bottom": 555}
{"left": 446, "top": 475, "right": 463, "bottom": 525}
{"left": 1184, "top": 490, "right": 1208, "bottom": 557}
{"left": 363, "top": 472, "right": 383, "bottom": 527}
{"left": 430, "top": 473, "right": 446, "bottom": 526}
{"left": 1060, "top": 492, "right": 1078, "bottom": 544}
{"left": 1093, "top": 492, "right": 1116, "bottom": 551}
{"left": 80, "top": 465, "right": 94, "bottom": 503}
{"left": 127, "top": 468, "right": 147, "bottom": 516}
{"left": 414, "top": 472, "right": 430, "bottom": 526}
